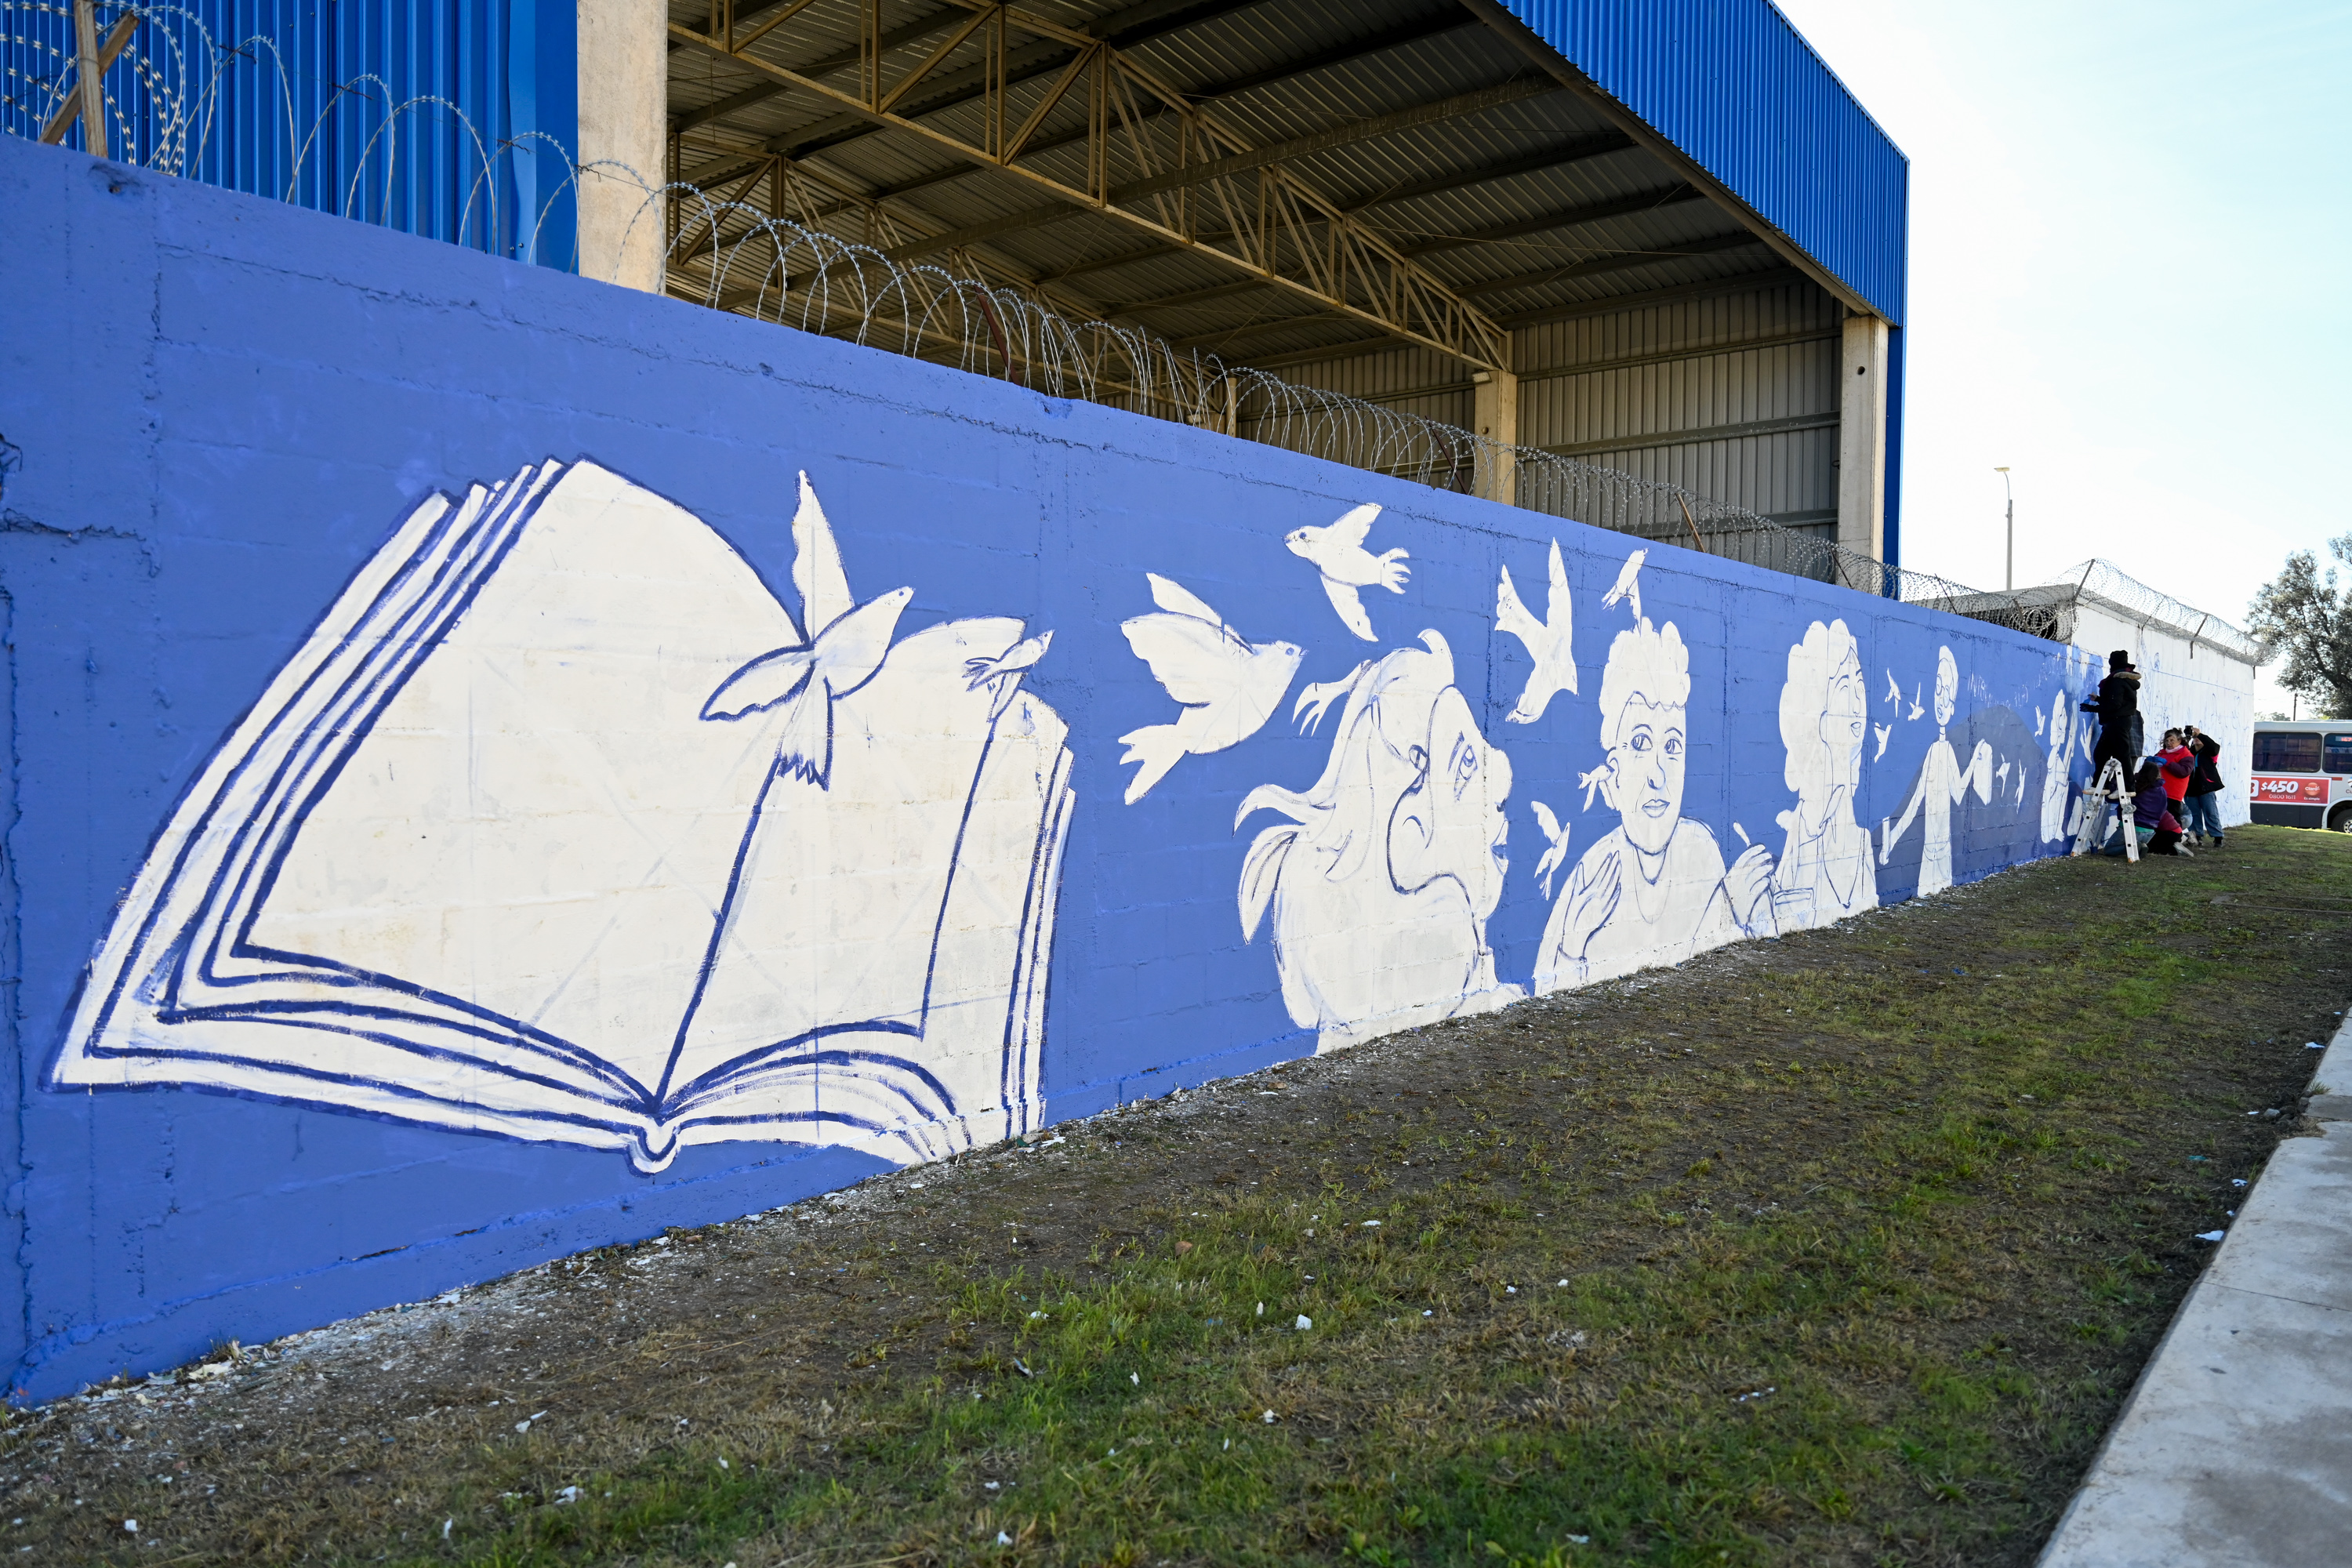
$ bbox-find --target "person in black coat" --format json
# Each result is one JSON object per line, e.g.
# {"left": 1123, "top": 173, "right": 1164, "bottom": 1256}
{"left": 2082, "top": 650, "right": 2143, "bottom": 782}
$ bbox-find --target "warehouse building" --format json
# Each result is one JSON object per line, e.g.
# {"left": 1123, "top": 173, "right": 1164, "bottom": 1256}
{"left": 12, "top": 0, "right": 1911, "bottom": 572}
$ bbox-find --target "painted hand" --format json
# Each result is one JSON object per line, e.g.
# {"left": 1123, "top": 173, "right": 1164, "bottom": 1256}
{"left": 1726, "top": 843, "right": 1777, "bottom": 935}
{"left": 1563, "top": 853, "right": 1623, "bottom": 960}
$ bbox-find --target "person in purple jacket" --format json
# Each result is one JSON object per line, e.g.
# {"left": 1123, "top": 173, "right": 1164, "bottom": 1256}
{"left": 2116, "top": 761, "right": 2188, "bottom": 857}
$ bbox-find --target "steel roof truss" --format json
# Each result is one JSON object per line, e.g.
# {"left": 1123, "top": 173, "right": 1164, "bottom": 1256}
{"left": 669, "top": 5, "right": 1512, "bottom": 368}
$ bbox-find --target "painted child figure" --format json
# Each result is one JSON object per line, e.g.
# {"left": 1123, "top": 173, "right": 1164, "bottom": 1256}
{"left": 1878, "top": 646, "right": 1994, "bottom": 896}
{"left": 1534, "top": 618, "right": 1777, "bottom": 993}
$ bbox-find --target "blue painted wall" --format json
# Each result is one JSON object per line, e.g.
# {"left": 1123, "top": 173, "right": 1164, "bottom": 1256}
{"left": 0, "top": 135, "right": 2082, "bottom": 1402}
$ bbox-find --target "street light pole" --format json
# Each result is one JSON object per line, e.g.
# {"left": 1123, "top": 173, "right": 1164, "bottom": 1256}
{"left": 1994, "top": 467, "right": 2013, "bottom": 590}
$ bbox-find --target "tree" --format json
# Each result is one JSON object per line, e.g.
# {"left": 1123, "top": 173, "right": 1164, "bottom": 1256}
{"left": 2249, "top": 534, "right": 2352, "bottom": 720}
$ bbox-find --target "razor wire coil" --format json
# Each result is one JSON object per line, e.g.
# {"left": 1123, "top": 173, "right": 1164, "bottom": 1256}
{"left": 5, "top": 1, "right": 2263, "bottom": 666}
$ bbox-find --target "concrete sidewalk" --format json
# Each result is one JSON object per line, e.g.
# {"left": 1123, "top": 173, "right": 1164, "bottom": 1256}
{"left": 2038, "top": 1009, "right": 2352, "bottom": 1567}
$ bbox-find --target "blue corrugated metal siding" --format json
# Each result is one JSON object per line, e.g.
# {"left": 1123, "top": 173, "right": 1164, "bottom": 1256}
{"left": 1494, "top": 0, "right": 1908, "bottom": 325}
{"left": 2, "top": 0, "right": 576, "bottom": 265}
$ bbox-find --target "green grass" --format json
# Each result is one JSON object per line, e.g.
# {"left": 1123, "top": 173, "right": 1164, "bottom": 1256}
{"left": 17, "top": 829, "right": 2352, "bottom": 1566}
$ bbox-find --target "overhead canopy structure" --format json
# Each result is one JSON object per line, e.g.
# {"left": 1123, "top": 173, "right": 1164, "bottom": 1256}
{"left": 660, "top": 0, "right": 1911, "bottom": 561}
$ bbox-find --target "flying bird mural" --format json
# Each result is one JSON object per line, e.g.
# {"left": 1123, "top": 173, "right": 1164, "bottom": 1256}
{"left": 1529, "top": 800, "right": 1573, "bottom": 898}
{"left": 1285, "top": 503, "right": 1409, "bottom": 641}
{"left": 1119, "top": 573, "right": 1305, "bottom": 803}
{"left": 1885, "top": 670, "right": 1901, "bottom": 705}
{"left": 1602, "top": 549, "right": 1646, "bottom": 622}
{"left": 1872, "top": 722, "right": 1892, "bottom": 760}
{"left": 966, "top": 630, "right": 1053, "bottom": 718}
{"left": 1494, "top": 539, "right": 1578, "bottom": 723}
{"left": 700, "top": 473, "right": 913, "bottom": 788}
{"left": 1907, "top": 684, "right": 1926, "bottom": 721}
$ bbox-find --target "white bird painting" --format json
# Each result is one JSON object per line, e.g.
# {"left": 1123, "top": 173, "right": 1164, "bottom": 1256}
{"left": 2034, "top": 706, "right": 2045, "bottom": 738}
{"left": 1907, "top": 684, "right": 1926, "bottom": 721}
{"left": 1529, "top": 800, "right": 1573, "bottom": 898}
{"left": 965, "top": 629, "right": 1053, "bottom": 718}
{"left": 1284, "top": 503, "right": 1409, "bottom": 641}
{"left": 1995, "top": 759, "right": 2011, "bottom": 792}
{"left": 1494, "top": 539, "right": 1578, "bottom": 724}
{"left": 2015, "top": 765, "right": 2028, "bottom": 808}
{"left": 1118, "top": 573, "right": 1305, "bottom": 804}
{"left": 701, "top": 472, "right": 913, "bottom": 788}
{"left": 1872, "top": 722, "right": 1892, "bottom": 760}
{"left": 1602, "top": 549, "right": 1646, "bottom": 622}
{"left": 1885, "top": 670, "right": 1901, "bottom": 705}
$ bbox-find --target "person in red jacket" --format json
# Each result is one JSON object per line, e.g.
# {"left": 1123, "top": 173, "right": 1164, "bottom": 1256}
{"left": 2155, "top": 730, "right": 2196, "bottom": 818}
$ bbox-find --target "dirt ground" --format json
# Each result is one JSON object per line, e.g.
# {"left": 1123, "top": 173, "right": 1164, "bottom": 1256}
{"left": 5, "top": 828, "right": 2350, "bottom": 1566}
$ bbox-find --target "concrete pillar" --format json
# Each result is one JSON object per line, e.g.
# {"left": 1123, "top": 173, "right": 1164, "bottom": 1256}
{"left": 1473, "top": 367, "right": 1519, "bottom": 507}
{"left": 1837, "top": 314, "right": 1889, "bottom": 561}
{"left": 575, "top": 0, "right": 667, "bottom": 291}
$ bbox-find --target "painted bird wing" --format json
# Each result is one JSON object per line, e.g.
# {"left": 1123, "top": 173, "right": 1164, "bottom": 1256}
{"left": 1320, "top": 575, "right": 1377, "bottom": 641}
{"left": 1531, "top": 799, "right": 1563, "bottom": 844}
{"left": 790, "top": 472, "right": 854, "bottom": 637}
{"left": 1885, "top": 670, "right": 1901, "bottom": 703}
{"left": 1494, "top": 566, "right": 1543, "bottom": 649}
{"left": 702, "top": 646, "right": 818, "bottom": 720}
{"left": 1547, "top": 538, "right": 1569, "bottom": 603}
{"left": 812, "top": 587, "right": 913, "bottom": 700}
{"left": 1327, "top": 502, "right": 1381, "bottom": 549}
{"left": 1123, "top": 612, "right": 1243, "bottom": 707}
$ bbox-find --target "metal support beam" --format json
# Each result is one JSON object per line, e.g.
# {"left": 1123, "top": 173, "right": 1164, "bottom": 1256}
{"left": 1398, "top": 185, "right": 1702, "bottom": 257}
{"left": 1494, "top": 264, "right": 1808, "bottom": 328}
{"left": 1541, "top": 410, "right": 1837, "bottom": 460}
{"left": 879, "top": 80, "right": 1556, "bottom": 263}
{"left": 1451, "top": 231, "right": 1763, "bottom": 300}
{"left": 668, "top": 12, "right": 1513, "bottom": 368}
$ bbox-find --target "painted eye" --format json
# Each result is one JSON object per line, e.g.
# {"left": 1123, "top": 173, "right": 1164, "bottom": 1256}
{"left": 1664, "top": 735, "right": 1684, "bottom": 758}
{"left": 1627, "top": 732, "right": 1652, "bottom": 753}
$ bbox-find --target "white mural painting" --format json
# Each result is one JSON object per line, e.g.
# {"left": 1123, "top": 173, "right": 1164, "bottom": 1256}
{"left": 49, "top": 460, "right": 1075, "bottom": 1173}
{"left": 1602, "top": 549, "right": 1646, "bottom": 622}
{"left": 1494, "top": 539, "right": 1579, "bottom": 723}
{"left": 1879, "top": 646, "right": 1994, "bottom": 896}
{"left": 1236, "top": 633, "right": 1519, "bottom": 1051}
{"left": 1532, "top": 604, "right": 1777, "bottom": 993}
{"left": 1770, "top": 619, "right": 1880, "bottom": 931}
{"left": 2040, "top": 691, "right": 2074, "bottom": 842}
{"left": 1285, "top": 503, "right": 1410, "bottom": 642}
{"left": 1119, "top": 574, "right": 1305, "bottom": 803}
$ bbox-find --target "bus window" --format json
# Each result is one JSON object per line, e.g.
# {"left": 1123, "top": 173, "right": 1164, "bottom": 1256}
{"left": 2329, "top": 734, "right": 2352, "bottom": 775}
{"left": 2255, "top": 732, "right": 2323, "bottom": 772}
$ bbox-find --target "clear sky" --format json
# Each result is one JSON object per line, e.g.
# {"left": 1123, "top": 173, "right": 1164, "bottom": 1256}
{"left": 1773, "top": 0, "right": 2352, "bottom": 715}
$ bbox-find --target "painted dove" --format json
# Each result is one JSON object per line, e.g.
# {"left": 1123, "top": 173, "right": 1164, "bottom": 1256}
{"left": 701, "top": 472, "right": 911, "bottom": 789}
{"left": 1284, "top": 503, "right": 1408, "bottom": 642}
{"left": 1529, "top": 800, "right": 1573, "bottom": 898}
{"left": 1995, "top": 759, "right": 2011, "bottom": 790}
{"left": 965, "top": 629, "right": 1053, "bottom": 718}
{"left": 1907, "top": 684, "right": 1926, "bottom": 721}
{"left": 2034, "top": 706, "right": 2045, "bottom": 738}
{"left": 1885, "top": 670, "right": 1901, "bottom": 705}
{"left": 1601, "top": 549, "right": 1646, "bottom": 622}
{"left": 1872, "top": 722, "right": 1892, "bottom": 760}
{"left": 1119, "top": 573, "right": 1305, "bottom": 804}
{"left": 1494, "top": 539, "right": 1578, "bottom": 724}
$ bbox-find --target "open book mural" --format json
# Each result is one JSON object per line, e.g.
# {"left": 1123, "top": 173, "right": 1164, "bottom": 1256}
{"left": 48, "top": 461, "right": 1075, "bottom": 1173}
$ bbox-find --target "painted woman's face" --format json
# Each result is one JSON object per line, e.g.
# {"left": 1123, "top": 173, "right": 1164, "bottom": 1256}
{"left": 1608, "top": 694, "right": 1686, "bottom": 855}
{"left": 1935, "top": 653, "right": 1959, "bottom": 727}
{"left": 1394, "top": 688, "right": 1512, "bottom": 920}
{"left": 1819, "top": 648, "right": 1866, "bottom": 781}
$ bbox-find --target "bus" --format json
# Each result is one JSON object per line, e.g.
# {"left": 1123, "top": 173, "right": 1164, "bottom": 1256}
{"left": 2249, "top": 720, "right": 2352, "bottom": 832}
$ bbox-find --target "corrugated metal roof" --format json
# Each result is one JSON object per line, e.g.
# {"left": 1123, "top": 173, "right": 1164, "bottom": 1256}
{"left": 1486, "top": 0, "right": 1909, "bottom": 321}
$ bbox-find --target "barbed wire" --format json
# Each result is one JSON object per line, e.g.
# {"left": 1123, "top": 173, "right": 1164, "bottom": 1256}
{"left": 6, "top": 2, "right": 2263, "bottom": 666}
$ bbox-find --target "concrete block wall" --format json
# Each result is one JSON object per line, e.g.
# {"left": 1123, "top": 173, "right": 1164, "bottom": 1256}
{"left": 0, "top": 134, "right": 2092, "bottom": 1401}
